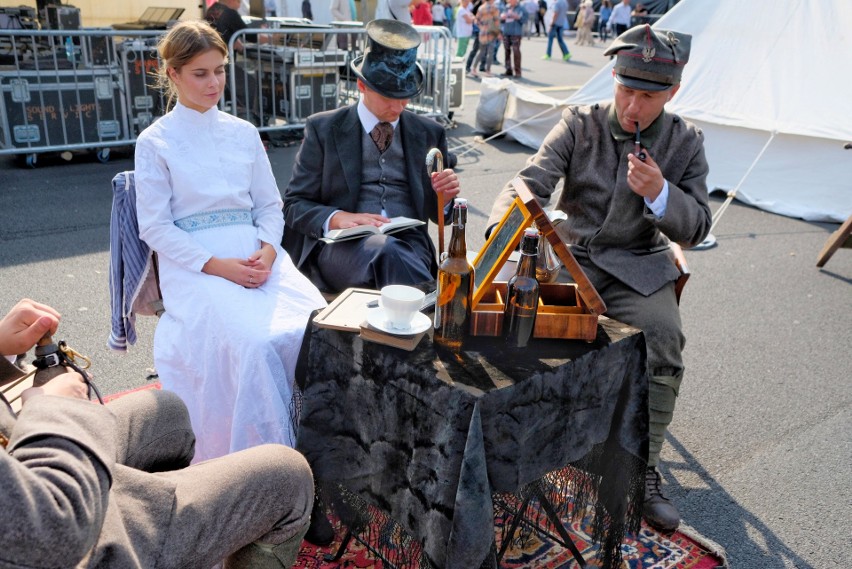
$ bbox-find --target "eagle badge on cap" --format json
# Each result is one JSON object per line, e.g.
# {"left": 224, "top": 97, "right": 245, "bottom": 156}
{"left": 642, "top": 46, "right": 655, "bottom": 62}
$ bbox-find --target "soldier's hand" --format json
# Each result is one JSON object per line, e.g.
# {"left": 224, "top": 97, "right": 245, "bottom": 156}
{"left": 626, "top": 151, "right": 665, "bottom": 202}
{"left": 0, "top": 299, "right": 60, "bottom": 357}
{"left": 21, "top": 370, "right": 89, "bottom": 404}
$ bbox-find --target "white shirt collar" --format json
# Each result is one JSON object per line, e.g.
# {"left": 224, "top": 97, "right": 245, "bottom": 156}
{"left": 357, "top": 98, "right": 399, "bottom": 135}
{"left": 173, "top": 100, "right": 219, "bottom": 126}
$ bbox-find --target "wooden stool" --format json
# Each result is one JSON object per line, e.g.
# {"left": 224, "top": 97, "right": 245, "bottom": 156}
{"left": 816, "top": 214, "right": 852, "bottom": 268}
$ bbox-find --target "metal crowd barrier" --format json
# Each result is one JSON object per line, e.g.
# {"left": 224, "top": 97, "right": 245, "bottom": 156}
{"left": 228, "top": 25, "right": 454, "bottom": 135}
{"left": 0, "top": 29, "right": 146, "bottom": 165}
{"left": 0, "top": 25, "right": 456, "bottom": 164}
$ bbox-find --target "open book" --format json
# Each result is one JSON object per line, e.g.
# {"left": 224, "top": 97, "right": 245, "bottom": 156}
{"left": 320, "top": 216, "right": 425, "bottom": 244}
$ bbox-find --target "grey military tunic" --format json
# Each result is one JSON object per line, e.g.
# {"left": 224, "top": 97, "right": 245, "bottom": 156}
{"left": 487, "top": 102, "right": 711, "bottom": 372}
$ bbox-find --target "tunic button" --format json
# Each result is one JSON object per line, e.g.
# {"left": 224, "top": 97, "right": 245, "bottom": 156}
{"left": 381, "top": 158, "right": 386, "bottom": 163}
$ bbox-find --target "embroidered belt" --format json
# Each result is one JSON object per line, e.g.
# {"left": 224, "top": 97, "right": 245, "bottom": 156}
{"left": 174, "top": 209, "right": 252, "bottom": 232}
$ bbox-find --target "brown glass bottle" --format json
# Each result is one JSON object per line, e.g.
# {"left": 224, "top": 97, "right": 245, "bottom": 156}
{"left": 434, "top": 198, "right": 474, "bottom": 353}
{"left": 503, "top": 227, "right": 540, "bottom": 348}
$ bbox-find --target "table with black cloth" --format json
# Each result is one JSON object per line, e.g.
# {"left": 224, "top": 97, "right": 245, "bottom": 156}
{"left": 295, "top": 316, "right": 650, "bottom": 569}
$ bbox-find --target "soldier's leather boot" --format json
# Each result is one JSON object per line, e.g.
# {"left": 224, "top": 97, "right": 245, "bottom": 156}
{"left": 643, "top": 467, "right": 680, "bottom": 532}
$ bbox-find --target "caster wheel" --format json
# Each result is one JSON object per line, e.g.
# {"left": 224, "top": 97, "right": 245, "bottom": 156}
{"left": 96, "top": 148, "right": 110, "bottom": 163}
{"left": 25, "top": 154, "right": 37, "bottom": 168}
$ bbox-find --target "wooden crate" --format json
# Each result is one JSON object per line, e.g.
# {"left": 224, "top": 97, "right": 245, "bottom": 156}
{"left": 470, "top": 283, "right": 599, "bottom": 340}
{"left": 468, "top": 178, "right": 606, "bottom": 341}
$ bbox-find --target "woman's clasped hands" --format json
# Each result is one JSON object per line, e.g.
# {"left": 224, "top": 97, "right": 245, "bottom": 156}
{"left": 202, "top": 242, "right": 276, "bottom": 288}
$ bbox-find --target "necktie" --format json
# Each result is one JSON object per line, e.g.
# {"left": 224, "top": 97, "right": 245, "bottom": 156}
{"left": 370, "top": 122, "right": 394, "bottom": 153}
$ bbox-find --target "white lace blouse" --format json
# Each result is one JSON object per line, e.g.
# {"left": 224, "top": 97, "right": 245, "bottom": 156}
{"left": 134, "top": 102, "right": 284, "bottom": 272}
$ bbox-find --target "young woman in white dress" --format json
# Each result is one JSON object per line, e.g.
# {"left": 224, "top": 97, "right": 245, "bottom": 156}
{"left": 134, "top": 21, "right": 326, "bottom": 462}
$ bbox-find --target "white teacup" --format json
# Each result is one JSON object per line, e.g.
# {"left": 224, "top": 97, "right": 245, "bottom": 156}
{"left": 380, "top": 285, "right": 425, "bottom": 330}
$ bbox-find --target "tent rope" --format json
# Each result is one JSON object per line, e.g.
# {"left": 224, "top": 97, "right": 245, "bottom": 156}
{"left": 449, "top": 97, "right": 571, "bottom": 158}
{"left": 709, "top": 130, "right": 777, "bottom": 233}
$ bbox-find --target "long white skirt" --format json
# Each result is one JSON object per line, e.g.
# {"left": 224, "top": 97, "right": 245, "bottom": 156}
{"left": 154, "top": 223, "right": 326, "bottom": 462}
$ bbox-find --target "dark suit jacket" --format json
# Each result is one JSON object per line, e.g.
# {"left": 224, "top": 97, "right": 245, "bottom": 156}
{"left": 283, "top": 104, "right": 450, "bottom": 273}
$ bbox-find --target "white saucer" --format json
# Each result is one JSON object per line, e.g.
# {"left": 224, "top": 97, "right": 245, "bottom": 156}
{"left": 366, "top": 307, "right": 432, "bottom": 336}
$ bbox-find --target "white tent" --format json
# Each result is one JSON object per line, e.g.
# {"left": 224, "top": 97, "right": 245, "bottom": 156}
{"left": 500, "top": 0, "right": 852, "bottom": 223}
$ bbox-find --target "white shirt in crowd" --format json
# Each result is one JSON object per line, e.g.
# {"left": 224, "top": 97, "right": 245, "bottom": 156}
{"left": 608, "top": 1, "right": 632, "bottom": 28}
{"left": 455, "top": 3, "right": 474, "bottom": 37}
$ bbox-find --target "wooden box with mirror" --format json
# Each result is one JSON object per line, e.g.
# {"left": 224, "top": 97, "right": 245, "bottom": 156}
{"left": 469, "top": 178, "right": 607, "bottom": 341}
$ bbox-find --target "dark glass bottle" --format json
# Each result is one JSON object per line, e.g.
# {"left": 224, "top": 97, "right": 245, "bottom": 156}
{"left": 503, "top": 227, "right": 541, "bottom": 348}
{"left": 434, "top": 198, "right": 474, "bottom": 353}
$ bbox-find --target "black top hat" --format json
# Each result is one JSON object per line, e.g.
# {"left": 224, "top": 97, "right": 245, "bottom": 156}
{"left": 604, "top": 24, "right": 692, "bottom": 92}
{"left": 350, "top": 19, "right": 424, "bottom": 100}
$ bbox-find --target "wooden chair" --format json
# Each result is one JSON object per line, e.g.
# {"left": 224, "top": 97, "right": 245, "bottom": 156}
{"left": 816, "top": 214, "right": 852, "bottom": 268}
{"left": 669, "top": 241, "right": 690, "bottom": 305}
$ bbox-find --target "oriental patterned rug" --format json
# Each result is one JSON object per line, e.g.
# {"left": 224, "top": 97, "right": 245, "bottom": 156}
{"left": 295, "top": 501, "right": 728, "bottom": 569}
{"left": 104, "top": 383, "right": 726, "bottom": 569}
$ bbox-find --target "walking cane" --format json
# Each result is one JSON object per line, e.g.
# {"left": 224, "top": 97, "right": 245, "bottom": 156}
{"left": 426, "top": 148, "right": 445, "bottom": 258}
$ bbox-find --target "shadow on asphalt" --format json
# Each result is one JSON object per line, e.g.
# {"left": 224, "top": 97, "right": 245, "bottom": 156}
{"left": 0, "top": 150, "right": 136, "bottom": 268}
{"left": 665, "top": 433, "right": 815, "bottom": 569}
{"left": 816, "top": 267, "right": 852, "bottom": 285}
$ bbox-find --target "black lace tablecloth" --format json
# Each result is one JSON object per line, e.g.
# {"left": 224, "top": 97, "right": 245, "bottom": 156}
{"left": 295, "top": 317, "right": 649, "bottom": 569}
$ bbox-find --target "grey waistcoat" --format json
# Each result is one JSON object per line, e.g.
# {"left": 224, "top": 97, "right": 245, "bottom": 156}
{"left": 356, "top": 127, "right": 416, "bottom": 218}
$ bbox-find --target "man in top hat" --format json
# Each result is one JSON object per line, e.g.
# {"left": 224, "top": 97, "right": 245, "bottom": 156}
{"left": 486, "top": 24, "right": 711, "bottom": 532}
{"left": 283, "top": 19, "right": 460, "bottom": 293}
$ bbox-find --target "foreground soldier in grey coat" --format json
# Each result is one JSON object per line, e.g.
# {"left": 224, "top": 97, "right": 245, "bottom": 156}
{"left": 0, "top": 298, "right": 313, "bottom": 568}
{"left": 487, "top": 24, "right": 711, "bottom": 532}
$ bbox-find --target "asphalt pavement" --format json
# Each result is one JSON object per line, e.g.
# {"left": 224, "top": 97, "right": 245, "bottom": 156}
{"left": 0, "top": 33, "right": 849, "bottom": 568}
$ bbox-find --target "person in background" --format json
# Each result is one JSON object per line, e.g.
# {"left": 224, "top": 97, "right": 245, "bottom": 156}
{"left": 489, "top": 0, "right": 502, "bottom": 65}
{"left": 135, "top": 21, "right": 326, "bottom": 463}
{"left": 455, "top": 0, "right": 475, "bottom": 57}
{"left": 283, "top": 20, "right": 460, "bottom": 293}
{"left": 302, "top": 0, "right": 314, "bottom": 19}
{"left": 535, "top": 0, "right": 547, "bottom": 36}
{"left": 485, "top": 25, "right": 709, "bottom": 533}
{"left": 574, "top": 0, "right": 594, "bottom": 45}
{"left": 330, "top": 0, "right": 355, "bottom": 20}
{"left": 206, "top": 0, "right": 270, "bottom": 122}
{"left": 499, "top": 0, "right": 527, "bottom": 78}
{"left": 444, "top": 1, "right": 455, "bottom": 29}
{"left": 376, "top": 0, "right": 413, "bottom": 23}
{"left": 542, "top": 0, "right": 571, "bottom": 61}
{"left": 206, "top": 0, "right": 249, "bottom": 50}
{"left": 469, "top": 0, "right": 500, "bottom": 77}
{"left": 330, "top": 0, "right": 356, "bottom": 50}
{"left": 631, "top": 2, "right": 649, "bottom": 25}
{"left": 464, "top": 0, "right": 484, "bottom": 74}
{"left": 522, "top": 0, "right": 538, "bottom": 38}
{"left": 598, "top": 0, "right": 613, "bottom": 43}
{"left": 607, "top": 0, "right": 631, "bottom": 36}
{"left": 0, "top": 298, "right": 314, "bottom": 568}
{"left": 431, "top": 0, "right": 447, "bottom": 26}
{"left": 411, "top": 0, "right": 434, "bottom": 24}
